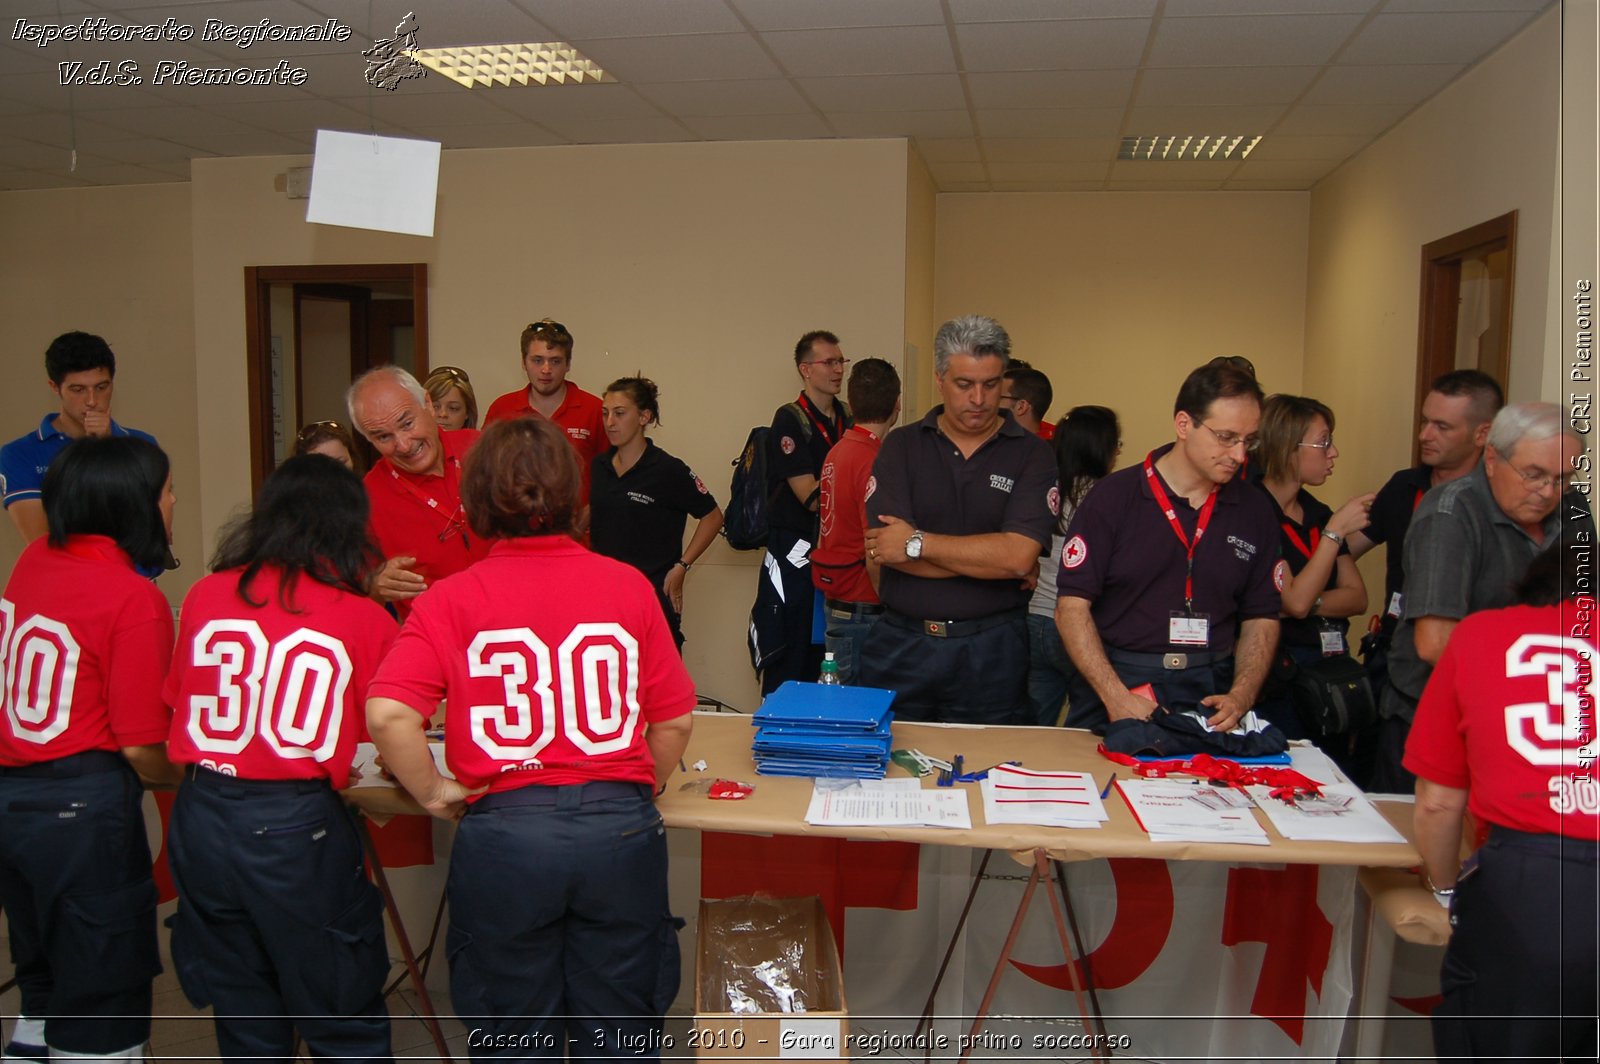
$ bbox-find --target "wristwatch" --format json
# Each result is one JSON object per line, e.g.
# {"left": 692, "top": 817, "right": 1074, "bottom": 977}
{"left": 905, "top": 530, "right": 925, "bottom": 560}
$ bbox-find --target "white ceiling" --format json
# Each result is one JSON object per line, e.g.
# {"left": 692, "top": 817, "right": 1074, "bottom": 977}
{"left": 0, "top": 0, "right": 1554, "bottom": 192}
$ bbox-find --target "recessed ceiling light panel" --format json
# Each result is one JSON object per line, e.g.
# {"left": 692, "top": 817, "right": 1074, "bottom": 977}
{"left": 1118, "top": 135, "right": 1262, "bottom": 161}
{"left": 413, "top": 43, "right": 614, "bottom": 88}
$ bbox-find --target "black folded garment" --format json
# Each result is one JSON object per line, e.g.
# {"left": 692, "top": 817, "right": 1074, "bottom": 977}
{"left": 1097, "top": 705, "right": 1288, "bottom": 760}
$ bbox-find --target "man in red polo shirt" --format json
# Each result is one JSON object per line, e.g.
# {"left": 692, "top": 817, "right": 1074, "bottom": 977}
{"left": 811, "top": 358, "right": 900, "bottom": 685}
{"left": 1001, "top": 365, "right": 1055, "bottom": 440}
{"left": 349, "top": 365, "right": 490, "bottom": 618}
{"left": 484, "top": 318, "right": 605, "bottom": 509}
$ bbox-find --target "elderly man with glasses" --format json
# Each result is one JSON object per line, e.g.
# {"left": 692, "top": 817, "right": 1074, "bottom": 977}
{"left": 1375, "top": 401, "right": 1586, "bottom": 793}
{"left": 1055, "top": 359, "right": 1282, "bottom": 730}
{"left": 485, "top": 319, "right": 606, "bottom": 512}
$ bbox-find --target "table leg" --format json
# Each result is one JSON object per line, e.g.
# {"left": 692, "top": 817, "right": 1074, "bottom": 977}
{"left": 1352, "top": 900, "right": 1396, "bottom": 1061}
{"left": 356, "top": 815, "right": 454, "bottom": 1063}
{"left": 1052, "top": 859, "right": 1110, "bottom": 1044}
{"left": 384, "top": 887, "right": 449, "bottom": 997}
{"left": 915, "top": 849, "right": 993, "bottom": 1062}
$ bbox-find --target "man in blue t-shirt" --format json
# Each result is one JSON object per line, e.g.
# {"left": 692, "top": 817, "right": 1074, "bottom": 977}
{"left": 1, "top": 331, "right": 157, "bottom": 542}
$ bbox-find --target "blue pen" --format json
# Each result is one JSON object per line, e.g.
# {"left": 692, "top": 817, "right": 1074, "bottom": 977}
{"left": 1099, "top": 773, "right": 1117, "bottom": 800}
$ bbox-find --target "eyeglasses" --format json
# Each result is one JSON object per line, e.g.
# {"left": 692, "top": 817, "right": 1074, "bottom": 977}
{"left": 1197, "top": 421, "right": 1260, "bottom": 452}
{"left": 296, "top": 420, "right": 347, "bottom": 443}
{"left": 525, "top": 319, "right": 572, "bottom": 343}
{"left": 806, "top": 357, "right": 849, "bottom": 370}
{"left": 1297, "top": 437, "right": 1334, "bottom": 451}
{"left": 1504, "top": 459, "right": 1571, "bottom": 493}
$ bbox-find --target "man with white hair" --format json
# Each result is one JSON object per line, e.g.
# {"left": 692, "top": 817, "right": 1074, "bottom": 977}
{"left": 1376, "top": 401, "right": 1585, "bottom": 791}
{"left": 349, "top": 365, "right": 489, "bottom": 618}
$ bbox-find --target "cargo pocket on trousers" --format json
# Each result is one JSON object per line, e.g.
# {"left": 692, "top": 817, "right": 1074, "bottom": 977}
{"left": 56, "top": 878, "right": 161, "bottom": 994}
{"left": 164, "top": 907, "right": 213, "bottom": 1010}
{"left": 653, "top": 914, "right": 686, "bottom": 1014}
{"left": 306, "top": 882, "right": 390, "bottom": 1015}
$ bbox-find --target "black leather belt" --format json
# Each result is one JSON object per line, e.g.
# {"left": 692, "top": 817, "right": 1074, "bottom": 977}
{"left": 1106, "top": 647, "right": 1228, "bottom": 671}
{"left": 185, "top": 764, "right": 331, "bottom": 796}
{"left": 882, "top": 608, "right": 1023, "bottom": 639}
{"left": 825, "top": 599, "right": 885, "bottom": 619}
{"left": 0, "top": 749, "right": 125, "bottom": 779}
{"left": 473, "top": 780, "right": 651, "bottom": 810}
{"left": 1490, "top": 824, "right": 1598, "bottom": 855}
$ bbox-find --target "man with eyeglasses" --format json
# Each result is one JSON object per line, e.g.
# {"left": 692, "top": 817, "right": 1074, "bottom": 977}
{"left": 1056, "top": 360, "right": 1281, "bottom": 731}
{"left": 349, "top": 365, "right": 490, "bottom": 619}
{"left": 1376, "top": 401, "right": 1585, "bottom": 793}
{"left": 484, "top": 319, "right": 606, "bottom": 511}
{"left": 750, "top": 330, "right": 853, "bottom": 694}
{"left": 2, "top": 331, "right": 158, "bottom": 544}
{"left": 1000, "top": 366, "right": 1055, "bottom": 440}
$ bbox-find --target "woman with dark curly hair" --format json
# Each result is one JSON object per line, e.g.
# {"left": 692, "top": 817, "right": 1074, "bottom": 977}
{"left": 163, "top": 454, "right": 397, "bottom": 1062}
{"left": 368, "top": 416, "right": 695, "bottom": 1061}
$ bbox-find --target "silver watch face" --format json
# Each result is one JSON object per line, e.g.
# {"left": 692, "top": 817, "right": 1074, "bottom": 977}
{"left": 906, "top": 532, "right": 923, "bottom": 559}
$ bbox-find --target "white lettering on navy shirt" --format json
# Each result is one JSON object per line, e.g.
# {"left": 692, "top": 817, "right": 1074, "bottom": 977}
{"left": 989, "top": 474, "right": 1015, "bottom": 494}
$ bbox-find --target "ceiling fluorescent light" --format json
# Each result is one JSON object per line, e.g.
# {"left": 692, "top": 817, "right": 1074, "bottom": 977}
{"left": 412, "top": 43, "right": 613, "bottom": 89}
{"left": 1119, "top": 135, "right": 1261, "bottom": 161}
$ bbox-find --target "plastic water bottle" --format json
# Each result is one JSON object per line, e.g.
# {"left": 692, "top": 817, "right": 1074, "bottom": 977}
{"left": 818, "top": 653, "right": 842, "bottom": 686}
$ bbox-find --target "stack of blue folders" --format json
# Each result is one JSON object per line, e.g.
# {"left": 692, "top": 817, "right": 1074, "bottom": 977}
{"left": 750, "top": 681, "right": 896, "bottom": 779}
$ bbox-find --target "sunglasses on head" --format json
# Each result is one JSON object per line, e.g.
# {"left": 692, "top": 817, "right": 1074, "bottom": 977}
{"left": 525, "top": 319, "right": 571, "bottom": 342}
{"left": 429, "top": 366, "right": 470, "bottom": 383}
{"left": 296, "top": 420, "right": 346, "bottom": 442}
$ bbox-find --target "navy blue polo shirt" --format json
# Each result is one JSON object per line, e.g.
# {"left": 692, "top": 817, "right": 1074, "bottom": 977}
{"left": 590, "top": 440, "right": 718, "bottom": 584}
{"left": 0, "top": 414, "right": 159, "bottom": 509}
{"left": 766, "top": 395, "right": 849, "bottom": 538}
{"left": 867, "top": 406, "right": 1056, "bottom": 621}
{"left": 1057, "top": 443, "right": 1281, "bottom": 655}
{"left": 1260, "top": 484, "right": 1349, "bottom": 650}
{"left": 1364, "top": 464, "right": 1433, "bottom": 617}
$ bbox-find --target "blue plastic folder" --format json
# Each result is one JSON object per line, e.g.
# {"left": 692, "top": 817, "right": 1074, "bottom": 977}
{"left": 750, "top": 681, "right": 896, "bottom": 779}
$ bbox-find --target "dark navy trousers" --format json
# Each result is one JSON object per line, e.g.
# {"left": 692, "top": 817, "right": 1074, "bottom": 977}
{"left": 166, "top": 769, "right": 392, "bottom": 1064}
{"left": 446, "top": 783, "right": 681, "bottom": 1062}
{"left": 0, "top": 753, "right": 159, "bottom": 1056}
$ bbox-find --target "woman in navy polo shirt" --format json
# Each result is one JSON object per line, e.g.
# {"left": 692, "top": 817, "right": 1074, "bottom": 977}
{"left": 367, "top": 417, "right": 695, "bottom": 1061}
{"left": 0, "top": 436, "right": 180, "bottom": 1062}
{"left": 589, "top": 376, "right": 724, "bottom": 648}
{"left": 1254, "top": 394, "right": 1374, "bottom": 741}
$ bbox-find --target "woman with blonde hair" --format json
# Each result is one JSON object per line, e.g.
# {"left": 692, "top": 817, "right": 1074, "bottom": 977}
{"left": 423, "top": 366, "right": 478, "bottom": 431}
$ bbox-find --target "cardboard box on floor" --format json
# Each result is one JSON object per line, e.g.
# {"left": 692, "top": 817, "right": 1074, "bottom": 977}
{"left": 693, "top": 896, "right": 848, "bottom": 1061}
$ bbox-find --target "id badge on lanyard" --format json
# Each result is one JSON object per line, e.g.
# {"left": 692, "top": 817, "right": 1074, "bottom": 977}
{"left": 1146, "top": 452, "right": 1217, "bottom": 649}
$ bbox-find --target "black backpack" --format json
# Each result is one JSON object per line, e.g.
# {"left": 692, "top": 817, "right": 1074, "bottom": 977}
{"left": 723, "top": 403, "right": 809, "bottom": 551}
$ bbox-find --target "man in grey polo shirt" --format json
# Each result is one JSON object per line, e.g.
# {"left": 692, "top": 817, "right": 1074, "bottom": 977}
{"left": 1376, "top": 401, "right": 1584, "bottom": 792}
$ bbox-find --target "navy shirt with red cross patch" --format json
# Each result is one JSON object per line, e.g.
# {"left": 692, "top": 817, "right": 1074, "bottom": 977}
{"left": 1057, "top": 442, "right": 1281, "bottom": 655}
{"left": 765, "top": 395, "right": 849, "bottom": 538}
{"left": 590, "top": 439, "right": 718, "bottom": 586}
{"left": 868, "top": 407, "right": 1056, "bottom": 621}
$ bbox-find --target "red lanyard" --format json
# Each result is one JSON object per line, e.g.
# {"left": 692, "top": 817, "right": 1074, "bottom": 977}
{"left": 1144, "top": 451, "right": 1218, "bottom": 612}
{"left": 1412, "top": 487, "right": 1424, "bottom": 512}
{"left": 388, "top": 455, "right": 468, "bottom": 549}
{"left": 796, "top": 393, "right": 843, "bottom": 448}
{"left": 1280, "top": 522, "right": 1319, "bottom": 560}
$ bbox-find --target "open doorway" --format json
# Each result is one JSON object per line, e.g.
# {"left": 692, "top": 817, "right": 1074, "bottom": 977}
{"left": 244, "top": 264, "right": 428, "bottom": 494}
{"left": 1415, "top": 213, "right": 1515, "bottom": 463}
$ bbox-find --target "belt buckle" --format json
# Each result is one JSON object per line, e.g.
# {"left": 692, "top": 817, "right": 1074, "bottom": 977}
{"left": 925, "top": 620, "right": 948, "bottom": 638}
{"left": 1163, "top": 652, "right": 1187, "bottom": 670}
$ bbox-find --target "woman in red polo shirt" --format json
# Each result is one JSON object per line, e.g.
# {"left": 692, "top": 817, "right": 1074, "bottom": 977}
{"left": 1405, "top": 535, "right": 1598, "bottom": 1063}
{"left": 0, "top": 436, "right": 179, "bottom": 1062}
{"left": 367, "top": 417, "right": 695, "bottom": 1060}
{"left": 163, "top": 453, "right": 398, "bottom": 1062}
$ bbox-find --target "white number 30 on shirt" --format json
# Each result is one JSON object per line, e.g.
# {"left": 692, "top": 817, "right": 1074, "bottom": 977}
{"left": 467, "top": 624, "right": 641, "bottom": 761}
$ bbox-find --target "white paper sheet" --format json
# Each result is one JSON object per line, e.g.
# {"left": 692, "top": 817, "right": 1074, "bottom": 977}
{"left": 804, "top": 784, "right": 971, "bottom": 829}
{"left": 1247, "top": 782, "right": 1408, "bottom": 844}
{"left": 306, "top": 129, "right": 441, "bottom": 237}
{"left": 1116, "top": 778, "right": 1269, "bottom": 845}
{"left": 980, "top": 765, "right": 1107, "bottom": 828}
{"left": 350, "top": 740, "right": 451, "bottom": 787}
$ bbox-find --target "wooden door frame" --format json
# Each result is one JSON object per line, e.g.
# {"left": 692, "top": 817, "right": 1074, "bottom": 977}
{"left": 244, "top": 263, "right": 428, "bottom": 496}
{"left": 1414, "top": 212, "right": 1516, "bottom": 462}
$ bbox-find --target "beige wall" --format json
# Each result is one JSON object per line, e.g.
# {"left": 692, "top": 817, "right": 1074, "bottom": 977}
{"left": 187, "top": 138, "right": 911, "bottom": 710}
{"left": 903, "top": 148, "right": 939, "bottom": 419}
{"left": 1304, "top": 7, "right": 1564, "bottom": 594}
{"left": 0, "top": 182, "right": 199, "bottom": 605}
{"left": 933, "top": 191, "right": 1310, "bottom": 455}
